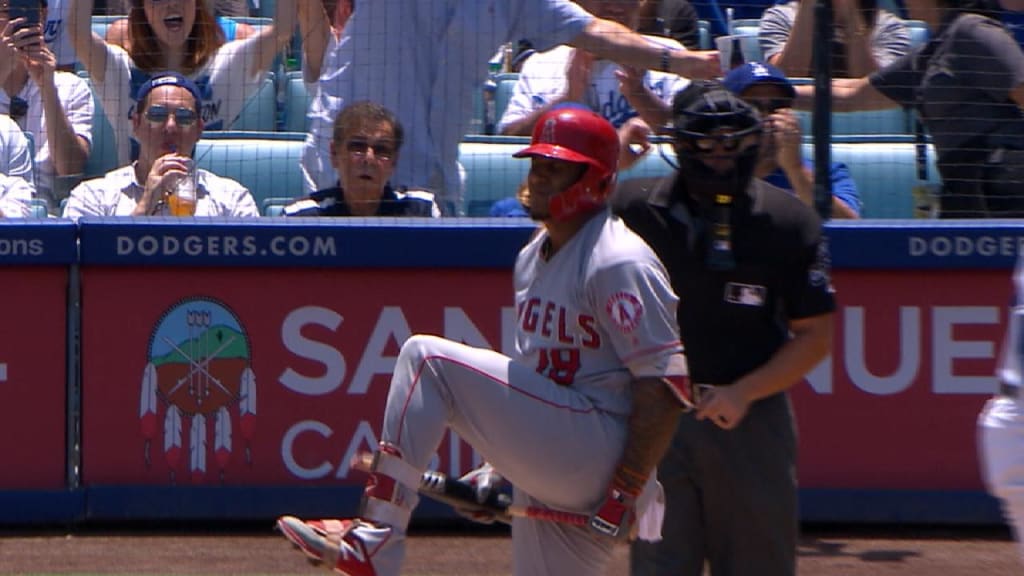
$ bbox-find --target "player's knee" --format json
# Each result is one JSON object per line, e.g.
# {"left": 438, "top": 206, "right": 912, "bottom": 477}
{"left": 397, "top": 334, "right": 446, "bottom": 364}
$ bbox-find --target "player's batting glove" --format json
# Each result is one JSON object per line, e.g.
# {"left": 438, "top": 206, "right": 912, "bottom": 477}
{"left": 589, "top": 481, "right": 639, "bottom": 540}
{"left": 454, "top": 462, "right": 505, "bottom": 525}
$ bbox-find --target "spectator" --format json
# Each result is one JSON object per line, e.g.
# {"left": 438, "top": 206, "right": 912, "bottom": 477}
{"left": 499, "top": 0, "right": 691, "bottom": 136}
{"left": 104, "top": 16, "right": 258, "bottom": 52}
{"left": 296, "top": 0, "right": 720, "bottom": 215}
{"left": 637, "top": 0, "right": 701, "bottom": 49}
{"left": 0, "top": 0, "right": 93, "bottom": 215}
{"left": 297, "top": 0, "right": 351, "bottom": 86}
{"left": 795, "top": 0, "right": 1024, "bottom": 217}
{"left": 723, "top": 62, "right": 861, "bottom": 218}
{"left": 68, "top": 0, "right": 296, "bottom": 166}
{"left": 0, "top": 113, "right": 35, "bottom": 217}
{"left": 63, "top": 72, "right": 257, "bottom": 217}
{"left": 284, "top": 101, "right": 439, "bottom": 217}
{"left": 761, "top": 0, "right": 911, "bottom": 77}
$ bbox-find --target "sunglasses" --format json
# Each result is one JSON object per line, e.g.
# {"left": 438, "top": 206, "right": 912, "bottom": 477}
{"left": 144, "top": 104, "right": 198, "bottom": 126}
{"left": 345, "top": 139, "right": 395, "bottom": 161}
{"left": 8, "top": 96, "right": 27, "bottom": 122}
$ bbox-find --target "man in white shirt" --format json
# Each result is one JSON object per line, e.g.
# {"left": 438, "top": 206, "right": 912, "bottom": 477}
{"left": 500, "top": 0, "right": 689, "bottom": 136}
{"left": 0, "top": 0, "right": 92, "bottom": 214}
{"left": 63, "top": 72, "right": 257, "bottom": 218}
{"left": 0, "top": 114, "right": 35, "bottom": 217}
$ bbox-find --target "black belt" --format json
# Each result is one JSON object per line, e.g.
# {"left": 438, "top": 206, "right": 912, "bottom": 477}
{"left": 1000, "top": 381, "right": 1021, "bottom": 398}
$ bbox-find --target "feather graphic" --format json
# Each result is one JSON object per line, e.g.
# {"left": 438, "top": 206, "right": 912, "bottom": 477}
{"left": 214, "top": 407, "right": 231, "bottom": 470}
{"left": 239, "top": 366, "right": 256, "bottom": 438}
{"left": 190, "top": 413, "right": 207, "bottom": 482}
{"left": 140, "top": 363, "right": 159, "bottom": 466}
{"left": 164, "top": 405, "right": 182, "bottom": 470}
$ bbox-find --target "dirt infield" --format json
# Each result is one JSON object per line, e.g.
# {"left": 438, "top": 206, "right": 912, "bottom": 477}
{"left": 0, "top": 524, "right": 1018, "bottom": 575}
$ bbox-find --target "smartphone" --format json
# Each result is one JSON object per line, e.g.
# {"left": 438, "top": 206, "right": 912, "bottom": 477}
{"left": 7, "top": 0, "right": 41, "bottom": 35}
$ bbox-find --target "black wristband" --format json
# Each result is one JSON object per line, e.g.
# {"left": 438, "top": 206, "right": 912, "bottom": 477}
{"left": 661, "top": 48, "right": 671, "bottom": 73}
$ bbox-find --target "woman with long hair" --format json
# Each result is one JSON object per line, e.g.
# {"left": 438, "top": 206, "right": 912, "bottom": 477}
{"left": 69, "top": 0, "right": 295, "bottom": 164}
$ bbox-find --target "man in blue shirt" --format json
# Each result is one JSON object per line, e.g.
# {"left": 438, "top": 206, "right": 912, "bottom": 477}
{"left": 723, "top": 62, "right": 862, "bottom": 218}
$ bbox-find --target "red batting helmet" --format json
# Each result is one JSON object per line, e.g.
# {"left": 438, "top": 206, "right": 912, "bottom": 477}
{"left": 513, "top": 106, "right": 619, "bottom": 221}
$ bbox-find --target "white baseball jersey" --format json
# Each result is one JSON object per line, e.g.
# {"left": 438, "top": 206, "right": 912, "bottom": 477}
{"left": 301, "top": 0, "right": 594, "bottom": 212}
{"left": 499, "top": 35, "right": 690, "bottom": 132}
{"left": 513, "top": 210, "right": 687, "bottom": 415}
{"left": 979, "top": 257, "right": 1024, "bottom": 564}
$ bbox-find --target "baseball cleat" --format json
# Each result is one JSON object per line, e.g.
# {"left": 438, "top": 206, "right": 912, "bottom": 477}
{"left": 276, "top": 515, "right": 394, "bottom": 576}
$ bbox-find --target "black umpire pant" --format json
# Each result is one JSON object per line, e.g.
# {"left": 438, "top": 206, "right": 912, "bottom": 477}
{"left": 630, "top": 392, "right": 798, "bottom": 576}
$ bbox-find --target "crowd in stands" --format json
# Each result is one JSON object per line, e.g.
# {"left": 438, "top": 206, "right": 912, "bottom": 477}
{"left": 0, "top": 0, "right": 1017, "bottom": 219}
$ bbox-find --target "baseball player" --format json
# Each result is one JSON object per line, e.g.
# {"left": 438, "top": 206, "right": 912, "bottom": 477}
{"left": 277, "top": 106, "right": 693, "bottom": 576}
{"left": 979, "top": 255, "right": 1024, "bottom": 565}
{"left": 614, "top": 81, "right": 836, "bottom": 576}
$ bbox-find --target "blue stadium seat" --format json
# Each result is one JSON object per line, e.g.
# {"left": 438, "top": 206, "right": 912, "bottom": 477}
{"left": 193, "top": 131, "right": 306, "bottom": 214}
{"left": 729, "top": 18, "right": 761, "bottom": 38}
{"left": 458, "top": 136, "right": 530, "bottom": 216}
{"left": 794, "top": 107, "right": 913, "bottom": 136}
{"left": 28, "top": 197, "right": 48, "bottom": 218}
{"left": 81, "top": 78, "right": 119, "bottom": 178}
{"left": 90, "top": 15, "right": 120, "bottom": 40}
{"left": 284, "top": 71, "right": 311, "bottom": 133}
{"left": 231, "top": 74, "right": 278, "bottom": 131}
{"left": 905, "top": 19, "right": 930, "bottom": 48}
{"left": 698, "top": 20, "right": 712, "bottom": 50}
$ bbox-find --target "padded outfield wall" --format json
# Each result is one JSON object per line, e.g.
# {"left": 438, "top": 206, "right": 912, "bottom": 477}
{"left": 0, "top": 218, "right": 1017, "bottom": 526}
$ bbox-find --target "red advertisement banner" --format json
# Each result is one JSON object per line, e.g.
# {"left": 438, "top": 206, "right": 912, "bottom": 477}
{"left": 79, "top": 267, "right": 1013, "bottom": 492}
{"left": 0, "top": 268, "right": 68, "bottom": 489}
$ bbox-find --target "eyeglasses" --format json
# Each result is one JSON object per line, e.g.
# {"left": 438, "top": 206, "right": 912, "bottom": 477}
{"left": 8, "top": 96, "right": 27, "bottom": 122}
{"left": 345, "top": 139, "right": 395, "bottom": 161}
{"left": 144, "top": 104, "right": 198, "bottom": 126}
{"left": 690, "top": 133, "right": 754, "bottom": 153}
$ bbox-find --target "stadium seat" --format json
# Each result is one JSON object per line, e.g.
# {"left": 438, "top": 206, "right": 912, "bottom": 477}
{"left": 81, "top": 79, "right": 119, "bottom": 178}
{"left": 698, "top": 20, "right": 712, "bottom": 50}
{"left": 905, "top": 19, "right": 930, "bottom": 48}
{"left": 27, "top": 197, "right": 48, "bottom": 218}
{"left": 284, "top": 71, "right": 311, "bottom": 133}
{"left": 729, "top": 18, "right": 761, "bottom": 38}
{"left": 231, "top": 74, "right": 278, "bottom": 131}
{"left": 193, "top": 131, "right": 306, "bottom": 214}
{"left": 90, "top": 15, "right": 120, "bottom": 40}
{"left": 794, "top": 107, "right": 913, "bottom": 136}
{"left": 459, "top": 136, "right": 530, "bottom": 216}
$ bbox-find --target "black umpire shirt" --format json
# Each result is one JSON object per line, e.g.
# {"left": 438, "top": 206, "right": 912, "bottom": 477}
{"left": 283, "top": 184, "right": 438, "bottom": 217}
{"left": 611, "top": 176, "right": 836, "bottom": 386}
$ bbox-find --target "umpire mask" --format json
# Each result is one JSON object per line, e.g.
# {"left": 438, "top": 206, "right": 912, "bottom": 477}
{"left": 671, "top": 81, "right": 762, "bottom": 201}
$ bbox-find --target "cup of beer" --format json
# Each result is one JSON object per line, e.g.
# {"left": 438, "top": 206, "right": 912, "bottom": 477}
{"left": 167, "top": 158, "right": 197, "bottom": 216}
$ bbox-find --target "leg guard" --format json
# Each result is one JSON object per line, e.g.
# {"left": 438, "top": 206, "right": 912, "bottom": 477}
{"left": 359, "top": 443, "right": 420, "bottom": 530}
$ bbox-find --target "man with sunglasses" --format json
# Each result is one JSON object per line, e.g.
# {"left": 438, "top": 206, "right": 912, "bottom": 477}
{"left": 284, "top": 101, "right": 440, "bottom": 217}
{"left": 63, "top": 72, "right": 257, "bottom": 218}
{"left": 723, "top": 61, "right": 861, "bottom": 219}
{"left": 0, "top": 0, "right": 93, "bottom": 215}
{"left": 612, "top": 81, "right": 835, "bottom": 576}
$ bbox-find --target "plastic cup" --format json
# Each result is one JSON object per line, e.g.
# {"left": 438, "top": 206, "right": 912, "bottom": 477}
{"left": 167, "top": 159, "right": 197, "bottom": 216}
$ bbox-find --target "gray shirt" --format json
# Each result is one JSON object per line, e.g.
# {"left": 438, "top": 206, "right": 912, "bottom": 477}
{"left": 760, "top": 1, "right": 911, "bottom": 74}
{"left": 870, "top": 13, "right": 1024, "bottom": 171}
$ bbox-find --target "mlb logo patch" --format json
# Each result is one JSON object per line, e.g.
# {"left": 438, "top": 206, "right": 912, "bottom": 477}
{"left": 724, "top": 282, "right": 766, "bottom": 306}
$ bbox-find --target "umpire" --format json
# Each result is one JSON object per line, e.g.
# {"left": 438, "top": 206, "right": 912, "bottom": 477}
{"left": 613, "top": 81, "right": 836, "bottom": 576}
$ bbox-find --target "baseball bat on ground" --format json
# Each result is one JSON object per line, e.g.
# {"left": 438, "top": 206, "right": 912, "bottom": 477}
{"left": 350, "top": 453, "right": 588, "bottom": 527}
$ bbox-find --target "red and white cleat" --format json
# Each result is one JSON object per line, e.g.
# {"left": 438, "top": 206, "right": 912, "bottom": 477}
{"left": 276, "top": 515, "right": 396, "bottom": 576}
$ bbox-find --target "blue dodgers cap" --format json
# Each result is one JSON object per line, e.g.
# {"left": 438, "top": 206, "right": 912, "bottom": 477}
{"left": 136, "top": 71, "right": 203, "bottom": 108}
{"left": 721, "top": 62, "right": 796, "bottom": 99}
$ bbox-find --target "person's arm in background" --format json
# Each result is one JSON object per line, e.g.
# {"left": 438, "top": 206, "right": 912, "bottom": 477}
{"left": 297, "top": 0, "right": 331, "bottom": 82}
{"left": 569, "top": 17, "right": 719, "bottom": 80}
{"left": 794, "top": 76, "right": 899, "bottom": 111}
{"left": 68, "top": 0, "right": 111, "bottom": 82}
{"left": 500, "top": 48, "right": 594, "bottom": 136}
{"left": 25, "top": 43, "right": 91, "bottom": 176}
{"left": 835, "top": 0, "right": 879, "bottom": 76}
{"left": 616, "top": 65, "right": 673, "bottom": 131}
{"left": 249, "top": 0, "right": 298, "bottom": 76}
{"left": 762, "top": 1, "right": 816, "bottom": 77}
